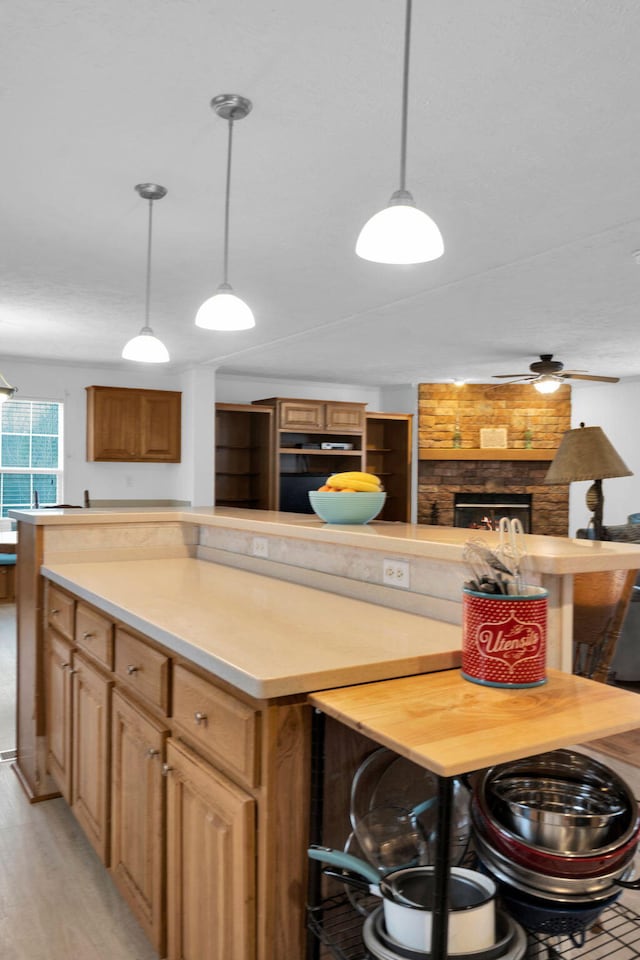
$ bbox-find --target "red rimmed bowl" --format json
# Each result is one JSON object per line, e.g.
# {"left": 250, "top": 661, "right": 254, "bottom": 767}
{"left": 472, "top": 757, "right": 640, "bottom": 879}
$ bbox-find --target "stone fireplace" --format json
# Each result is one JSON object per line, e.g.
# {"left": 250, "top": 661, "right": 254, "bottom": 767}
{"left": 418, "top": 383, "right": 571, "bottom": 536}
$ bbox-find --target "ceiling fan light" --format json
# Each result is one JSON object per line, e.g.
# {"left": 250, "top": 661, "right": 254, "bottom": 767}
{"left": 534, "top": 376, "right": 562, "bottom": 394}
{"left": 195, "top": 283, "right": 255, "bottom": 331}
{"left": 356, "top": 196, "right": 444, "bottom": 264}
{"left": 122, "top": 326, "right": 170, "bottom": 363}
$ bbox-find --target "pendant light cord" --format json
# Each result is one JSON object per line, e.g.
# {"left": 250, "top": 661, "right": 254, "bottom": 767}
{"left": 144, "top": 198, "right": 154, "bottom": 326}
{"left": 222, "top": 117, "right": 235, "bottom": 285}
{"left": 399, "top": 0, "right": 412, "bottom": 193}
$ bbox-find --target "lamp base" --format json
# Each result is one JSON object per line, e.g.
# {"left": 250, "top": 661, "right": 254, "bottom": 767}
{"left": 586, "top": 479, "right": 604, "bottom": 540}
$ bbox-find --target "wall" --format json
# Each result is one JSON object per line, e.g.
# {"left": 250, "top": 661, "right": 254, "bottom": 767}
{"left": 3, "top": 358, "right": 194, "bottom": 506}
{"left": 417, "top": 383, "right": 572, "bottom": 535}
{"left": 571, "top": 379, "right": 640, "bottom": 533}
{"left": 1, "top": 360, "right": 393, "bottom": 509}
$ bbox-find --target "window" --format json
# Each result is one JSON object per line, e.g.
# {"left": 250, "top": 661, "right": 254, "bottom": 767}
{"left": 0, "top": 400, "right": 63, "bottom": 516}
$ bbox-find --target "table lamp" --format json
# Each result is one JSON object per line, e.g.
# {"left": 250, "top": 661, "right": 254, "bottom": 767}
{"left": 544, "top": 423, "right": 632, "bottom": 539}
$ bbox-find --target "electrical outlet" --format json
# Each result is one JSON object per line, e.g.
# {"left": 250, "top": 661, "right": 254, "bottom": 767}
{"left": 383, "top": 558, "right": 410, "bottom": 589}
{"left": 252, "top": 537, "right": 269, "bottom": 559}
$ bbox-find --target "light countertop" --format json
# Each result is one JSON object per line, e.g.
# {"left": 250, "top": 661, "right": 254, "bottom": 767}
{"left": 16, "top": 506, "right": 640, "bottom": 575}
{"left": 42, "top": 557, "right": 462, "bottom": 699}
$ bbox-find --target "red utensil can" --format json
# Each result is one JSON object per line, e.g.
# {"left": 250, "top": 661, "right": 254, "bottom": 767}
{"left": 462, "top": 586, "right": 548, "bottom": 688}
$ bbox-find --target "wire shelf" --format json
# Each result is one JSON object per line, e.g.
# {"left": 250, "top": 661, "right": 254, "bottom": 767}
{"left": 308, "top": 896, "right": 640, "bottom": 960}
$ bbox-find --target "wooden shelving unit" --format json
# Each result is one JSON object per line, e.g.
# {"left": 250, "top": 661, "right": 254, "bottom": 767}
{"left": 214, "top": 403, "right": 274, "bottom": 510}
{"left": 366, "top": 412, "right": 413, "bottom": 522}
{"left": 253, "top": 397, "right": 367, "bottom": 513}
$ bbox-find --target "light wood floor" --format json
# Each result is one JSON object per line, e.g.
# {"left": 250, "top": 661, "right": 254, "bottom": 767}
{"left": 0, "top": 763, "right": 158, "bottom": 959}
{"left": 0, "top": 604, "right": 158, "bottom": 959}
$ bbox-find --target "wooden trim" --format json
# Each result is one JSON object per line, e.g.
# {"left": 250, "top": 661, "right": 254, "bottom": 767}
{"left": 419, "top": 448, "right": 557, "bottom": 461}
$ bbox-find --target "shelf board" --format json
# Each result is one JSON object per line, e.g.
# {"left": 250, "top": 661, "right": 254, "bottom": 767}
{"left": 279, "top": 448, "right": 362, "bottom": 456}
{"left": 419, "top": 448, "right": 557, "bottom": 461}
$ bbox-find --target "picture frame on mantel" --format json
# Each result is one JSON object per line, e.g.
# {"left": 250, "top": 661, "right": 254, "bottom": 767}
{"left": 480, "top": 427, "right": 508, "bottom": 449}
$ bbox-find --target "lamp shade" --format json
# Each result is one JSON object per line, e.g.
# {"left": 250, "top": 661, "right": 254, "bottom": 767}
{"left": 356, "top": 192, "right": 444, "bottom": 264}
{"left": 195, "top": 283, "right": 255, "bottom": 331}
{"left": 122, "top": 326, "right": 170, "bottom": 363}
{"left": 0, "top": 373, "right": 17, "bottom": 402}
{"left": 544, "top": 424, "right": 632, "bottom": 485}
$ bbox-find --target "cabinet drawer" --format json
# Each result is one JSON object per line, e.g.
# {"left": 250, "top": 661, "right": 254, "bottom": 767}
{"left": 172, "top": 665, "right": 259, "bottom": 788}
{"left": 114, "top": 627, "right": 170, "bottom": 715}
{"left": 76, "top": 603, "right": 113, "bottom": 669}
{"left": 47, "top": 585, "right": 75, "bottom": 640}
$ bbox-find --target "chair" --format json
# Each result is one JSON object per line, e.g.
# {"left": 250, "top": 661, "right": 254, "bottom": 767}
{"left": 0, "top": 552, "right": 16, "bottom": 603}
{"left": 573, "top": 569, "right": 638, "bottom": 683}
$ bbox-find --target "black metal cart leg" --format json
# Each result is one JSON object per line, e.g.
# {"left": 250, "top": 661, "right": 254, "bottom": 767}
{"left": 431, "top": 775, "right": 454, "bottom": 960}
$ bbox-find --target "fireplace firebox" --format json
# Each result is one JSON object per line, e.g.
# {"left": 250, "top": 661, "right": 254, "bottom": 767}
{"left": 454, "top": 493, "right": 532, "bottom": 532}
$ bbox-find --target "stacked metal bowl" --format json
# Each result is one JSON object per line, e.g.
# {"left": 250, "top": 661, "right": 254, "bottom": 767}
{"left": 472, "top": 749, "right": 640, "bottom": 943}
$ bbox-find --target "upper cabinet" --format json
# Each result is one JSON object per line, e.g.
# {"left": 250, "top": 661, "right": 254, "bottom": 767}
{"left": 86, "top": 386, "right": 182, "bottom": 462}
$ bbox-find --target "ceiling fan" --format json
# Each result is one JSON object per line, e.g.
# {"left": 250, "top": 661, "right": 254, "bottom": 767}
{"left": 492, "top": 354, "right": 620, "bottom": 393}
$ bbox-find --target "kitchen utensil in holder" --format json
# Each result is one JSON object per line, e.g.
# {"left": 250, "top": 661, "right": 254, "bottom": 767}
{"left": 462, "top": 586, "right": 548, "bottom": 688}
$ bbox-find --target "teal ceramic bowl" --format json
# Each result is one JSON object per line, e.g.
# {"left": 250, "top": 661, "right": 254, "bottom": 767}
{"left": 308, "top": 490, "right": 386, "bottom": 524}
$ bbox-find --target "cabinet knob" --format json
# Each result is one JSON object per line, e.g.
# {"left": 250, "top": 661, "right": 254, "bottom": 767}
{"left": 194, "top": 712, "right": 208, "bottom": 726}
{"left": 161, "top": 763, "right": 173, "bottom": 777}
{"left": 126, "top": 664, "right": 139, "bottom": 675}
{"left": 69, "top": 668, "right": 78, "bottom": 675}
{"left": 50, "top": 608, "right": 60, "bottom": 615}
{"left": 147, "top": 748, "right": 159, "bottom": 759}
{"left": 82, "top": 632, "right": 94, "bottom": 640}
{"left": 60, "top": 662, "right": 70, "bottom": 670}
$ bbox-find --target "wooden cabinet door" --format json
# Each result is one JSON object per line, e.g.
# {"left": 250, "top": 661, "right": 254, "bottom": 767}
{"left": 45, "top": 628, "right": 73, "bottom": 802}
{"left": 86, "top": 385, "right": 181, "bottom": 462}
{"left": 86, "top": 386, "right": 138, "bottom": 461}
{"left": 278, "top": 400, "right": 324, "bottom": 430}
{"left": 72, "top": 650, "right": 113, "bottom": 864}
{"left": 111, "top": 689, "right": 168, "bottom": 955}
{"left": 140, "top": 390, "right": 181, "bottom": 461}
{"left": 325, "top": 402, "right": 366, "bottom": 432}
{"left": 165, "top": 738, "right": 256, "bottom": 960}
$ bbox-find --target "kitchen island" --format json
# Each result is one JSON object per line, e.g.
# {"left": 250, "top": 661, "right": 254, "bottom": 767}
{"left": 11, "top": 507, "right": 640, "bottom": 960}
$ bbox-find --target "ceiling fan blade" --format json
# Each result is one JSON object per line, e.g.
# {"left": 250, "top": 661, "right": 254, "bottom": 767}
{"left": 562, "top": 373, "right": 620, "bottom": 383}
{"left": 492, "top": 374, "right": 530, "bottom": 379}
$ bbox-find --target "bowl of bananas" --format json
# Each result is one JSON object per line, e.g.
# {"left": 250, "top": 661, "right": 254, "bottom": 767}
{"left": 308, "top": 472, "right": 386, "bottom": 524}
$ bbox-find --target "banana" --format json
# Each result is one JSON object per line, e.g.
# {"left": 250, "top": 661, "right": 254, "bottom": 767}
{"left": 333, "top": 471, "right": 381, "bottom": 485}
{"left": 326, "top": 472, "right": 382, "bottom": 492}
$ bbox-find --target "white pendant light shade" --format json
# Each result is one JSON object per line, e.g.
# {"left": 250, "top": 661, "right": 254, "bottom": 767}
{"left": 0, "top": 373, "right": 17, "bottom": 403}
{"left": 195, "top": 283, "right": 255, "bottom": 331}
{"left": 534, "top": 376, "right": 562, "bottom": 394}
{"left": 356, "top": 190, "right": 444, "bottom": 264}
{"left": 122, "top": 326, "right": 171, "bottom": 363}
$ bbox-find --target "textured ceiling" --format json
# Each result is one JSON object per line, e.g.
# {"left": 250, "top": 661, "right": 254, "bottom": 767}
{"left": 3, "top": 0, "right": 640, "bottom": 387}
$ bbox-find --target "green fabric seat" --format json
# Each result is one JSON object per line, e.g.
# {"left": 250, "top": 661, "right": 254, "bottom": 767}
{"left": 0, "top": 554, "right": 16, "bottom": 565}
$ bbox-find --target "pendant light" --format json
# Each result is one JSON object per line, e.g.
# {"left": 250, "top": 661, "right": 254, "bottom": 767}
{"left": 195, "top": 94, "right": 255, "bottom": 331}
{"left": 356, "top": 0, "right": 444, "bottom": 265}
{"left": 122, "top": 183, "right": 170, "bottom": 363}
{"left": 0, "top": 373, "right": 17, "bottom": 403}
